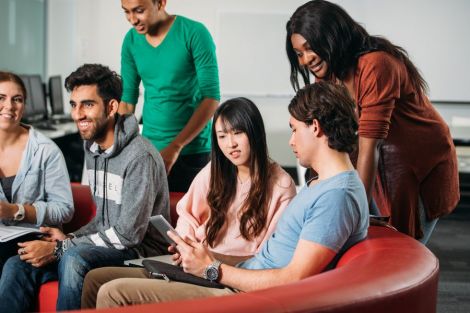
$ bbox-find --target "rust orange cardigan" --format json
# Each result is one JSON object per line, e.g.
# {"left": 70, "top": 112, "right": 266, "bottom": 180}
{"left": 354, "top": 51, "right": 459, "bottom": 238}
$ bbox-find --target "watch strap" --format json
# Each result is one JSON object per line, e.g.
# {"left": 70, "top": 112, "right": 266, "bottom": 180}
{"left": 13, "top": 203, "right": 25, "bottom": 221}
{"left": 203, "top": 260, "right": 222, "bottom": 281}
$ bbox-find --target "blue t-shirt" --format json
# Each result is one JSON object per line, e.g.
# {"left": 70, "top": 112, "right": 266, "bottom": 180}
{"left": 239, "top": 170, "right": 369, "bottom": 270}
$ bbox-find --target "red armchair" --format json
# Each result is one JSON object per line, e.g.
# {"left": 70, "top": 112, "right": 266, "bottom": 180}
{"left": 37, "top": 184, "right": 96, "bottom": 312}
{"left": 36, "top": 185, "right": 184, "bottom": 312}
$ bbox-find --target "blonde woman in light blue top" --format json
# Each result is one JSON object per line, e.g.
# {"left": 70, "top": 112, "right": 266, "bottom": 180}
{"left": 0, "top": 71, "right": 73, "bottom": 273}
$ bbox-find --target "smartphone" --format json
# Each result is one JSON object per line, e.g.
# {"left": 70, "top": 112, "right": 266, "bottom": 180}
{"left": 149, "top": 215, "right": 180, "bottom": 245}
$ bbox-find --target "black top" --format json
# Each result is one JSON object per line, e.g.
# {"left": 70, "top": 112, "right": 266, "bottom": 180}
{"left": 0, "top": 176, "right": 16, "bottom": 203}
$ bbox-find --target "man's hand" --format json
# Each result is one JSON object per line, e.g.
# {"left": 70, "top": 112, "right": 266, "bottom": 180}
{"left": 168, "top": 231, "right": 213, "bottom": 277}
{"left": 40, "top": 227, "right": 67, "bottom": 242}
{"left": 168, "top": 244, "right": 182, "bottom": 266}
{"left": 18, "top": 240, "right": 56, "bottom": 267}
{"left": 160, "top": 142, "right": 183, "bottom": 174}
{"left": 118, "top": 102, "right": 136, "bottom": 115}
{"left": 0, "top": 201, "right": 15, "bottom": 219}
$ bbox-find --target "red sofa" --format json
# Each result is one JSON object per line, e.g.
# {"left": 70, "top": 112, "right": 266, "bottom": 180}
{"left": 37, "top": 185, "right": 439, "bottom": 313}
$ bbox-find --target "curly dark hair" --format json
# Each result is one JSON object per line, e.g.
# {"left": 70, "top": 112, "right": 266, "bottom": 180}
{"left": 65, "top": 64, "right": 122, "bottom": 105}
{"left": 288, "top": 81, "right": 358, "bottom": 153}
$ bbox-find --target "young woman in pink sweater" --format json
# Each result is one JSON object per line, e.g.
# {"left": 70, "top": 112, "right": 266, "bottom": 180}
{"left": 173, "top": 97, "right": 296, "bottom": 264}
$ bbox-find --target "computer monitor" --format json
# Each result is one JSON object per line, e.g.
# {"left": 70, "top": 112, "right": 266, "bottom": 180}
{"left": 28, "top": 75, "right": 47, "bottom": 120}
{"left": 48, "top": 75, "right": 64, "bottom": 115}
{"left": 18, "top": 75, "right": 35, "bottom": 120}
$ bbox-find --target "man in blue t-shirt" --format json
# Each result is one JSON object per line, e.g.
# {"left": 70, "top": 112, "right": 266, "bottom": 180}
{"left": 94, "top": 82, "right": 369, "bottom": 306}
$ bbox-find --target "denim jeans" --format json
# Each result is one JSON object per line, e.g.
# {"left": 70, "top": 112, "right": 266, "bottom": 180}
{"left": 370, "top": 196, "right": 438, "bottom": 244}
{"left": 0, "top": 244, "right": 137, "bottom": 312}
{"left": 418, "top": 197, "right": 439, "bottom": 245}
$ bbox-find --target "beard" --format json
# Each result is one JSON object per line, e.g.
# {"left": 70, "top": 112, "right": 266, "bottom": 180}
{"left": 78, "top": 115, "right": 110, "bottom": 142}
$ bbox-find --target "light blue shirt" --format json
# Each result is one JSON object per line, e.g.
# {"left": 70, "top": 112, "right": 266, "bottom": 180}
{"left": 0, "top": 126, "right": 74, "bottom": 228}
{"left": 240, "top": 170, "right": 369, "bottom": 270}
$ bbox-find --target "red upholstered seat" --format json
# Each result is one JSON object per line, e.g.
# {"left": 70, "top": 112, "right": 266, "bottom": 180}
{"left": 37, "top": 281, "right": 59, "bottom": 313}
{"left": 36, "top": 186, "right": 438, "bottom": 313}
{"left": 37, "top": 184, "right": 96, "bottom": 312}
{"left": 66, "top": 226, "right": 438, "bottom": 313}
{"left": 169, "top": 192, "right": 185, "bottom": 227}
{"left": 36, "top": 185, "right": 184, "bottom": 312}
{"left": 63, "top": 183, "right": 97, "bottom": 234}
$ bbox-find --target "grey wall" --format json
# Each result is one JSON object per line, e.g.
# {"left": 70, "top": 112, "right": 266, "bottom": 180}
{"left": 44, "top": 0, "right": 470, "bottom": 166}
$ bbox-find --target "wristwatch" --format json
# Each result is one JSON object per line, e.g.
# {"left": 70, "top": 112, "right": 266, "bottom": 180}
{"left": 203, "top": 260, "right": 222, "bottom": 282}
{"left": 13, "top": 204, "right": 25, "bottom": 221}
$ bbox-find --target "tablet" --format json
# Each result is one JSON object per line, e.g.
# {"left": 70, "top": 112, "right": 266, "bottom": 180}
{"left": 149, "top": 215, "right": 180, "bottom": 245}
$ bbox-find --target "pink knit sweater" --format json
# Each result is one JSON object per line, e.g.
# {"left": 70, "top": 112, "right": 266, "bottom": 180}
{"left": 175, "top": 162, "right": 296, "bottom": 256}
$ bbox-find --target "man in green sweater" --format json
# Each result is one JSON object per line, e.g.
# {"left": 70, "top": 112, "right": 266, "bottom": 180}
{"left": 120, "top": 0, "right": 220, "bottom": 192}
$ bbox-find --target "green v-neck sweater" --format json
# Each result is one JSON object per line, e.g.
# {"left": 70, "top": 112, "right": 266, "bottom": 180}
{"left": 121, "top": 16, "right": 220, "bottom": 155}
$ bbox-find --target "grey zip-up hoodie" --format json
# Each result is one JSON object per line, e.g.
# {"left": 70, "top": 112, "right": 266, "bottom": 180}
{"left": 66, "top": 114, "right": 170, "bottom": 257}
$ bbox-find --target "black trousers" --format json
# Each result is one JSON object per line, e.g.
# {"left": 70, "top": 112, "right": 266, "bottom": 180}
{"left": 167, "top": 152, "right": 210, "bottom": 192}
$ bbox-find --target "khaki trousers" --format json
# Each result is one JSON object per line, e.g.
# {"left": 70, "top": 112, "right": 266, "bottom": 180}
{"left": 81, "top": 256, "right": 236, "bottom": 309}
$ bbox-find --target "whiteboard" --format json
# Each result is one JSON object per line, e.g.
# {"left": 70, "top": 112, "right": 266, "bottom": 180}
{"left": 45, "top": 0, "right": 470, "bottom": 102}
{"left": 213, "top": 1, "right": 470, "bottom": 101}
{"left": 217, "top": 12, "right": 293, "bottom": 97}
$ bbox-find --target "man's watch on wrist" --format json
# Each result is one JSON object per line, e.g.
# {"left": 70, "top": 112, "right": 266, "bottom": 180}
{"left": 13, "top": 203, "right": 25, "bottom": 221}
{"left": 203, "top": 260, "right": 222, "bottom": 282}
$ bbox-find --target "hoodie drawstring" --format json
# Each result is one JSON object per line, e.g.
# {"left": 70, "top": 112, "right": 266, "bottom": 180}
{"left": 94, "top": 153, "right": 109, "bottom": 227}
{"left": 101, "top": 159, "right": 109, "bottom": 226}
{"left": 93, "top": 156, "right": 98, "bottom": 197}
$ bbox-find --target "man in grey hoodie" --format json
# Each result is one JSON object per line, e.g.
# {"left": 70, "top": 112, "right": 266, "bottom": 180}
{"left": 0, "top": 64, "right": 170, "bottom": 312}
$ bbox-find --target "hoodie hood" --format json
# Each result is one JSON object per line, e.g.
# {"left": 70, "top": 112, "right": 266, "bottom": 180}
{"left": 84, "top": 114, "right": 139, "bottom": 158}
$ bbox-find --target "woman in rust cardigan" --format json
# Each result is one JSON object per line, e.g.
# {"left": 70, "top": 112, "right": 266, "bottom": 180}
{"left": 286, "top": 0, "right": 459, "bottom": 243}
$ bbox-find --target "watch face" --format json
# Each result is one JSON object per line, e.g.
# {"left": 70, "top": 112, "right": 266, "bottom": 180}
{"left": 206, "top": 267, "right": 218, "bottom": 281}
{"left": 14, "top": 205, "right": 25, "bottom": 221}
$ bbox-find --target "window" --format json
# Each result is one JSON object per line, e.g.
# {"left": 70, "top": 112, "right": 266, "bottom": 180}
{"left": 0, "top": 0, "right": 46, "bottom": 78}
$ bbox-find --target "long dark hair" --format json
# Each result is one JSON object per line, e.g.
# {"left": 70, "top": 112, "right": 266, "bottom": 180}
{"left": 286, "top": 0, "right": 428, "bottom": 97}
{"left": 206, "top": 97, "right": 271, "bottom": 248}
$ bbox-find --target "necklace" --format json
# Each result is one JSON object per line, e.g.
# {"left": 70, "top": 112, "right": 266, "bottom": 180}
{"left": 237, "top": 174, "right": 249, "bottom": 185}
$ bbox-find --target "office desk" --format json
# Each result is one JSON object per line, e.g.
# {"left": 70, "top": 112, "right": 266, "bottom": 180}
{"left": 35, "top": 122, "right": 84, "bottom": 182}
{"left": 36, "top": 121, "right": 77, "bottom": 139}
{"left": 450, "top": 125, "right": 470, "bottom": 147}
{"left": 445, "top": 124, "right": 470, "bottom": 173}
